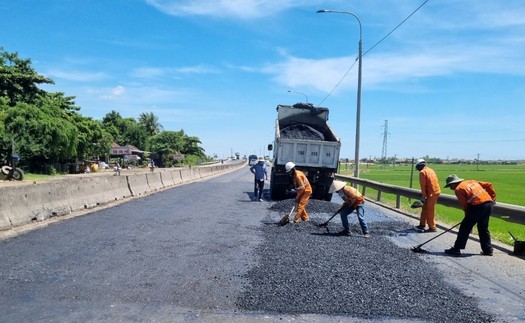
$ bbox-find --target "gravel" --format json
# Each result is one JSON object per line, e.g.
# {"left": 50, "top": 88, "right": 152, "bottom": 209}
{"left": 280, "top": 124, "right": 325, "bottom": 141}
{"left": 236, "top": 199, "right": 495, "bottom": 322}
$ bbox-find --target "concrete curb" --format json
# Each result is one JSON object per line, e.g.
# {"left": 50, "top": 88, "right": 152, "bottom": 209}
{"left": 0, "top": 163, "right": 244, "bottom": 231}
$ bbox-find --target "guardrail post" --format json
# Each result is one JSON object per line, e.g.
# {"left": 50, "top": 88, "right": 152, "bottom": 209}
{"left": 396, "top": 195, "right": 401, "bottom": 209}
{"left": 377, "top": 191, "right": 382, "bottom": 202}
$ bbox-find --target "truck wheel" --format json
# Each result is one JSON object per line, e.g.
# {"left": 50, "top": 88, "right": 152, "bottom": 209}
{"left": 270, "top": 184, "right": 286, "bottom": 200}
{"left": 270, "top": 172, "right": 286, "bottom": 200}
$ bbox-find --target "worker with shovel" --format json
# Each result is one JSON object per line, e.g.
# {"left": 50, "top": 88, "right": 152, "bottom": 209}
{"left": 443, "top": 174, "right": 496, "bottom": 256}
{"left": 285, "top": 162, "right": 312, "bottom": 223}
{"left": 415, "top": 159, "right": 441, "bottom": 233}
{"left": 328, "top": 180, "right": 369, "bottom": 237}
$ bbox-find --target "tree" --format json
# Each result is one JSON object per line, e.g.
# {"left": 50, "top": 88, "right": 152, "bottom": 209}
{"left": 0, "top": 47, "right": 54, "bottom": 106}
{"left": 74, "top": 115, "right": 113, "bottom": 161}
{"left": 4, "top": 101, "right": 78, "bottom": 169}
{"left": 182, "top": 135, "right": 205, "bottom": 157}
{"left": 139, "top": 111, "right": 163, "bottom": 136}
{"left": 101, "top": 111, "right": 147, "bottom": 149}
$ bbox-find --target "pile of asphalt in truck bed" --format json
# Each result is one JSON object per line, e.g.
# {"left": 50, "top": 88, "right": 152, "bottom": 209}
{"left": 236, "top": 203, "right": 494, "bottom": 322}
{"left": 280, "top": 124, "right": 324, "bottom": 141}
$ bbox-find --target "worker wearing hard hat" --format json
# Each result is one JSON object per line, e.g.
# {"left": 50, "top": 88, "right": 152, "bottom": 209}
{"left": 328, "top": 180, "right": 369, "bottom": 237}
{"left": 285, "top": 162, "right": 312, "bottom": 223}
{"left": 414, "top": 159, "right": 441, "bottom": 232}
{"left": 443, "top": 174, "right": 496, "bottom": 256}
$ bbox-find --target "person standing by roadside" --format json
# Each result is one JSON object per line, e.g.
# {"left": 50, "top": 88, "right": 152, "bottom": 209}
{"left": 443, "top": 174, "right": 496, "bottom": 256}
{"left": 149, "top": 158, "right": 155, "bottom": 172}
{"left": 414, "top": 159, "right": 441, "bottom": 232}
{"left": 285, "top": 162, "right": 312, "bottom": 223}
{"left": 250, "top": 158, "right": 268, "bottom": 201}
{"left": 328, "top": 180, "right": 369, "bottom": 237}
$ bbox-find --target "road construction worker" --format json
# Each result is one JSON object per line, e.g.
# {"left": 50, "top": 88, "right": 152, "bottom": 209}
{"left": 443, "top": 174, "right": 496, "bottom": 256}
{"left": 285, "top": 162, "right": 312, "bottom": 222}
{"left": 328, "top": 180, "right": 369, "bottom": 237}
{"left": 414, "top": 159, "right": 441, "bottom": 232}
{"left": 250, "top": 157, "right": 268, "bottom": 201}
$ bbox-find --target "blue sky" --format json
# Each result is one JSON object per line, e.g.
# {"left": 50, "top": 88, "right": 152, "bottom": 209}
{"left": 2, "top": 0, "right": 525, "bottom": 161}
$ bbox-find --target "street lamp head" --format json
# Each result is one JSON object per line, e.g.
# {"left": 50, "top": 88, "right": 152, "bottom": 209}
{"left": 317, "top": 10, "right": 329, "bottom": 13}
{"left": 287, "top": 90, "right": 308, "bottom": 103}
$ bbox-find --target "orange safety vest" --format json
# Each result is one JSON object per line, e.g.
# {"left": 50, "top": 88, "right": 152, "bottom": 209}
{"left": 454, "top": 180, "right": 496, "bottom": 210}
{"left": 293, "top": 170, "right": 312, "bottom": 194}
{"left": 419, "top": 167, "right": 441, "bottom": 198}
{"left": 341, "top": 186, "right": 364, "bottom": 208}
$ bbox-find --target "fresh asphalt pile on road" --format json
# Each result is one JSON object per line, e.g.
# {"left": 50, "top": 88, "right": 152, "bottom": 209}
{"left": 237, "top": 199, "right": 494, "bottom": 322}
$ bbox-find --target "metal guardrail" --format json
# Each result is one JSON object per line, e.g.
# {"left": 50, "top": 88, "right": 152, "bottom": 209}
{"left": 335, "top": 174, "right": 525, "bottom": 226}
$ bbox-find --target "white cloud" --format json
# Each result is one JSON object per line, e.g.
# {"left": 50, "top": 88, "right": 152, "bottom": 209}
{"left": 262, "top": 37, "right": 525, "bottom": 94}
{"left": 111, "top": 85, "right": 126, "bottom": 97}
{"left": 145, "top": 0, "right": 323, "bottom": 19}
{"left": 45, "top": 69, "right": 108, "bottom": 82}
{"left": 132, "top": 65, "right": 219, "bottom": 79}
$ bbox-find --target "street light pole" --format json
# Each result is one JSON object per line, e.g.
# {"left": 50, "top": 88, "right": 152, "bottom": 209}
{"left": 317, "top": 9, "right": 362, "bottom": 178}
{"left": 287, "top": 90, "right": 309, "bottom": 103}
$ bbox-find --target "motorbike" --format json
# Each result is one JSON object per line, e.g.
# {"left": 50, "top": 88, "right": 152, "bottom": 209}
{"left": 1, "top": 151, "right": 24, "bottom": 181}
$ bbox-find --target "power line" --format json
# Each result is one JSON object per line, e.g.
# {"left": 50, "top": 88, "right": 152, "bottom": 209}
{"left": 364, "top": 0, "right": 432, "bottom": 56}
{"left": 317, "top": 0, "right": 432, "bottom": 106}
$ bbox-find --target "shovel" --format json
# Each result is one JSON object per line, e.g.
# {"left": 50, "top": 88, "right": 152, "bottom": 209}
{"left": 278, "top": 205, "right": 295, "bottom": 226}
{"left": 411, "top": 222, "right": 461, "bottom": 253}
{"left": 318, "top": 208, "right": 342, "bottom": 228}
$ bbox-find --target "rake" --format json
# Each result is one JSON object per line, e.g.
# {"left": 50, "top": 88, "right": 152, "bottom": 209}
{"left": 411, "top": 222, "right": 461, "bottom": 253}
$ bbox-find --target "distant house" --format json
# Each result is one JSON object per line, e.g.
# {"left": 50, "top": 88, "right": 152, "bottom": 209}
{"left": 110, "top": 143, "right": 145, "bottom": 162}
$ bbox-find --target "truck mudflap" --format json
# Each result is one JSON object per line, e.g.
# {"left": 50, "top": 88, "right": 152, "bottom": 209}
{"left": 270, "top": 170, "right": 290, "bottom": 200}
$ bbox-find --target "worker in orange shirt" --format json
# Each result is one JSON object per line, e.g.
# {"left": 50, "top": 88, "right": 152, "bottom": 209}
{"left": 443, "top": 174, "right": 496, "bottom": 256}
{"left": 285, "top": 162, "right": 312, "bottom": 223}
{"left": 414, "top": 159, "right": 441, "bottom": 232}
{"left": 328, "top": 180, "right": 369, "bottom": 237}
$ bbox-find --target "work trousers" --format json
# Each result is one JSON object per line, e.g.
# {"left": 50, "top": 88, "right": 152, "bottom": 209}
{"left": 253, "top": 179, "right": 265, "bottom": 200}
{"left": 419, "top": 194, "right": 439, "bottom": 229}
{"left": 294, "top": 190, "right": 312, "bottom": 222}
{"left": 454, "top": 201, "right": 493, "bottom": 254}
{"left": 340, "top": 203, "right": 369, "bottom": 234}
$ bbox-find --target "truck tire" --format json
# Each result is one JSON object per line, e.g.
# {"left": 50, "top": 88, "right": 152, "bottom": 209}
{"left": 270, "top": 171, "right": 286, "bottom": 200}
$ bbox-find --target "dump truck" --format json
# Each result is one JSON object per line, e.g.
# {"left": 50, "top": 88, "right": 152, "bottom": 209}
{"left": 268, "top": 103, "right": 341, "bottom": 200}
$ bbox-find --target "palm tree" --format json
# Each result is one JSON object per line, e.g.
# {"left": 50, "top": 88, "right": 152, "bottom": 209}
{"left": 139, "top": 112, "right": 163, "bottom": 136}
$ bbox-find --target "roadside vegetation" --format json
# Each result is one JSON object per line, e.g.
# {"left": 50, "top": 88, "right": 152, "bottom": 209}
{"left": 1, "top": 47, "right": 210, "bottom": 176}
{"left": 339, "top": 162, "right": 525, "bottom": 247}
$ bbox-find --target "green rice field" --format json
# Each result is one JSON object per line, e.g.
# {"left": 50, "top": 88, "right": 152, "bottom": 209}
{"left": 339, "top": 162, "right": 525, "bottom": 248}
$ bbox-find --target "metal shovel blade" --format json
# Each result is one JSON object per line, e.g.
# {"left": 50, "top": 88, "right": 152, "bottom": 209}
{"left": 278, "top": 206, "right": 295, "bottom": 226}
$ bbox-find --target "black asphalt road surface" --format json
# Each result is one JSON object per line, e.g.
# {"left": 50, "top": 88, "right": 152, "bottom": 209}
{"left": 0, "top": 167, "right": 498, "bottom": 322}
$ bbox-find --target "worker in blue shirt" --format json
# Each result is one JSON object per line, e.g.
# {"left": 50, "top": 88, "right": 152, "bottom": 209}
{"left": 250, "top": 158, "right": 268, "bottom": 201}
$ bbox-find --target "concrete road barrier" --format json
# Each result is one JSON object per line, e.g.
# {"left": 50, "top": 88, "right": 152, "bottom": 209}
{"left": 0, "top": 180, "right": 72, "bottom": 229}
{"left": 172, "top": 169, "right": 183, "bottom": 185}
{"left": 127, "top": 173, "right": 150, "bottom": 197}
{"left": 146, "top": 172, "right": 164, "bottom": 191}
{"left": 0, "top": 162, "right": 244, "bottom": 232}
